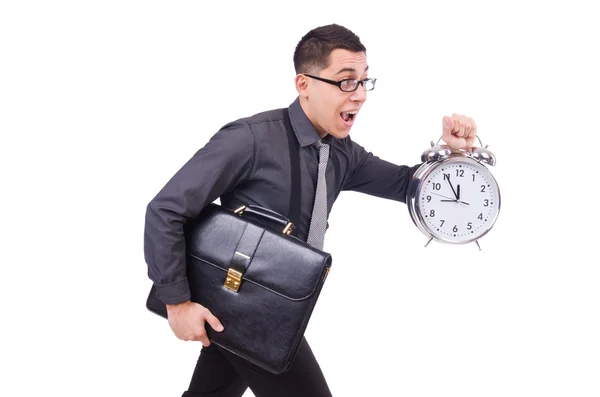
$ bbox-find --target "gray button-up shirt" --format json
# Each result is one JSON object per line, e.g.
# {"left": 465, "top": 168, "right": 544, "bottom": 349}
{"left": 144, "top": 97, "right": 421, "bottom": 304}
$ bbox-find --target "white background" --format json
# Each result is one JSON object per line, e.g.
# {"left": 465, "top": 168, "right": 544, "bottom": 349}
{"left": 1, "top": 1, "right": 599, "bottom": 396}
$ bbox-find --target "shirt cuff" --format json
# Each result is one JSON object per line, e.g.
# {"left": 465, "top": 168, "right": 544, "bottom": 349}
{"left": 154, "top": 278, "right": 191, "bottom": 305}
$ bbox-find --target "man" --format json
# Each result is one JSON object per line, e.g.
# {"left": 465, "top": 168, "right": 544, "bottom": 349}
{"left": 144, "top": 23, "right": 477, "bottom": 397}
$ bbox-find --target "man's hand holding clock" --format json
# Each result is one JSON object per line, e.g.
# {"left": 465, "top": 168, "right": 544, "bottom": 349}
{"left": 406, "top": 112, "right": 499, "bottom": 248}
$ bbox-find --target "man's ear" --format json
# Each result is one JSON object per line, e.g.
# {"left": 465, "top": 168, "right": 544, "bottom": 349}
{"left": 294, "top": 74, "right": 309, "bottom": 98}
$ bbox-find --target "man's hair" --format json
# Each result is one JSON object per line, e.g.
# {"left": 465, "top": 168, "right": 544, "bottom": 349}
{"left": 293, "top": 24, "right": 366, "bottom": 74}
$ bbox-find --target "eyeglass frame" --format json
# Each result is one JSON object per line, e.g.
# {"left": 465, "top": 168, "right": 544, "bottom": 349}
{"left": 303, "top": 74, "right": 377, "bottom": 92}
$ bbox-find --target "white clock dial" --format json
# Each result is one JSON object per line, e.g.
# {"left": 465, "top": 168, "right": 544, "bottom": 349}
{"left": 417, "top": 159, "right": 500, "bottom": 243}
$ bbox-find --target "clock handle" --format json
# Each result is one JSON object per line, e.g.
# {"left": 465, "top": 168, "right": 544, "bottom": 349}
{"left": 434, "top": 134, "right": 497, "bottom": 166}
{"left": 435, "top": 134, "right": 485, "bottom": 148}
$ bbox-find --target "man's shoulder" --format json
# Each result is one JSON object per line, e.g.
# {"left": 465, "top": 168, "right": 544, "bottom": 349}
{"left": 235, "top": 107, "right": 287, "bottom": 126}
{"left": 215, "top": 106, "right": 287, "bottom": 139}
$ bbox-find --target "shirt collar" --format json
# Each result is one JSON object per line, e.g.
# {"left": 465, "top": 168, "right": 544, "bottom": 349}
{"left": 288, "top": 97, "right": 334, "bottom": 147}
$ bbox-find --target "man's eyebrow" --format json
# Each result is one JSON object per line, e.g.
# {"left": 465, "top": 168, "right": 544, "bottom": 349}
{"left": 334, "top": 65, "right": 369, "bottom": 76}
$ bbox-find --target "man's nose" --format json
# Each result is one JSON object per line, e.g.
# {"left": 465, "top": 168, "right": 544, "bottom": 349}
{"left": 350, "top": 83, "right": 367, "bottom": 102}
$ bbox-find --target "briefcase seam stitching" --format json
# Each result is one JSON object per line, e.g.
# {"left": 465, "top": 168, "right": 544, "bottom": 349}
{"left": 187, "top": 252, "right": 325, "bottom": 302}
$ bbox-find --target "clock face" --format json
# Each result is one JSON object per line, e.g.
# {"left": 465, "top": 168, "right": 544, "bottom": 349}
{"left": 416, "top": 158, "right": 500, "bottom": 243}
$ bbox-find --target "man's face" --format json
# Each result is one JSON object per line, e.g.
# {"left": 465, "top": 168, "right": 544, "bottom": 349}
{"left": 297, "top": 49, "right": 369, "bottom": 139}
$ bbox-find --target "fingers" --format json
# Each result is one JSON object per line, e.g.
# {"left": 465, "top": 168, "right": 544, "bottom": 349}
{"left": 461, "top": 116, "right": 476, "bottom": 149}
{"left": 460, "top": 116, "right": 475, "bottom": 140}
{"left": 442, "top": 114, "right": 477, "bottom": 149}
{"left": 465, "top": 134, "right": 476, "bottom": 149}
{"left": 444, "top": 134, "right": 467, "bottom": 150}
{"left": 469, "top": 117, "right": 477, "bottom": 137}
{"left": 451, "top": 117, "right": 461, "bottom": 135}
{"left": 441, "top": 116, "right": 456, "bottom": 146}
{"left": 204, "top": 309, "right": 224, "bottom": 333}
{"left": 174, "top": 323, "right": 211, "bottom": 346}
{"left": 442, "top": 116, "right": 454, "bottom": 133}
{"left": 195, "top": 307, "right": 223, "bottom": 346}
{"left": 464, "top": 117, "right": 473, "bottom": 137}
{"left": 167, "top": 303, "right": 224, "bottom": 346}
{"left": 197, "top": 332, "right": 211, "bottom": 347}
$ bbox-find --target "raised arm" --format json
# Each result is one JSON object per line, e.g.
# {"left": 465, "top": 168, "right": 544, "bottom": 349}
{"left": 342, "top": 139, "right": 422, "bottom": 203}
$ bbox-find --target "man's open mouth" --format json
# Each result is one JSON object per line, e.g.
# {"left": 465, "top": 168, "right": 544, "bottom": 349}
{"left": 341, "top": 111, "right": 357, "bottom": 122}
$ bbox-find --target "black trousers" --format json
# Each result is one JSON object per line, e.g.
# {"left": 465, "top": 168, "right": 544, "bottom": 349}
{"left": 181, "top": 337, "right": 332, "bottom": 397}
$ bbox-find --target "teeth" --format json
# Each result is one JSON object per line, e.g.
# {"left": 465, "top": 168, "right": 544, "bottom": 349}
{"left": 343, "top": 111, "right": 357, "bottom": 115}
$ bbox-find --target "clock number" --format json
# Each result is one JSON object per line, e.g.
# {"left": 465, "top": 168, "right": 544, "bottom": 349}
{"left": 472, "top": 174, "right": 476, "bottom": 182}
{"left": 478, "top": 213, "right": 483, "bottom": 220}
{"left": 453, "top": 225, "right": 458, "bottom": 232}
{"left": 426, "top": 195, "right": 431, "bottom": 202}
{"left": 433, "top": 183, "right": 441, "bottom": 190}
{"left": 484, "top": 199, "right": 489, "bottom": 207}
{"left": 456, "top": 169, "right": 464, "bottom": 177}
{"left": 430, "top": 210, "right": 435, "bottom": 217}
{"left": 440, "top": 220, "right": 445, "bottom": 227}
{"left": 481, "top": 185, "right": 486, "bottom": 192}
{"left": 443, "top": 173, "right": 450, "bottom": 180}
{"left": 467, "top": 222, "right": 472, "bottom": 230}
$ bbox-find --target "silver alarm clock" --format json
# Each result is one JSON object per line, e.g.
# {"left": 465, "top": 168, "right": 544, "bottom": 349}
{"left": 407, "top": 136, "right": 501, "bottom": 250}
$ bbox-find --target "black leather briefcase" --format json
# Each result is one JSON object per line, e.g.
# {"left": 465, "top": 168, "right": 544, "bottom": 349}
{"left": 146, "top": 203, "right": 332, "bottom": 374}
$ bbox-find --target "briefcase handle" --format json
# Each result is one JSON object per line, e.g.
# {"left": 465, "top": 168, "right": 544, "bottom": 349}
{"left": 234, "top": 205, "right": 294, "bottom": 235}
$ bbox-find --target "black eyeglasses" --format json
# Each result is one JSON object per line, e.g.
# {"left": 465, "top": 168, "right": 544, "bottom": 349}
{"left": 303, "top": 74, "right": 376, "bottom": 92}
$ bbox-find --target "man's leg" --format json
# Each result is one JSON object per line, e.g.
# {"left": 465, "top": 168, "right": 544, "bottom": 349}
{"left": 182, "top": 343, "right": 248, "bottom": 397}
{"left": 220, "top": 337, "right": 332, "bottom": 397}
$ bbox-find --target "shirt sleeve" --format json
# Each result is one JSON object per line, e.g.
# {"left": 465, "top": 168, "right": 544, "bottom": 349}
{"left": 342, "top": 138, "right": 422, "bottom": 203}
{"left": 143, "top": 121, "right": 255, "bottom": 304}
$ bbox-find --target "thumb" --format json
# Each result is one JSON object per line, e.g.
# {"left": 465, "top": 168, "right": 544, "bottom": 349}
{"left": 205, "top": 310, "right": 224, "bottom": 332}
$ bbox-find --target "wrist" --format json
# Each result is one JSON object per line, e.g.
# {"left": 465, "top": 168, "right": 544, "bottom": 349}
{"left": 155, "top": 278, "right": 191, "bottom": 305}
{"left": 166, "top": 300, "right": 191, "bottom": 312}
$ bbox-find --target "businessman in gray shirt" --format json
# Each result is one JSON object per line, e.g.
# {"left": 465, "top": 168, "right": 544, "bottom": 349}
{"left": 144, "top": 23, "right": 477, "bottom": 397}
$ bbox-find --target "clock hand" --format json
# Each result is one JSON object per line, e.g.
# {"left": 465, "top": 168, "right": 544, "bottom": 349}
{"left": 444, "top": 175, "right": 459, "bottom": 199}
{"left": 441, "top": 199, "right": 470, "bottom": 205}
{"left": 455, "top": 184, "right": 468, "bottom": 203}
{"left": 430, "top": 192, "right": 456, "bottom": 200}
